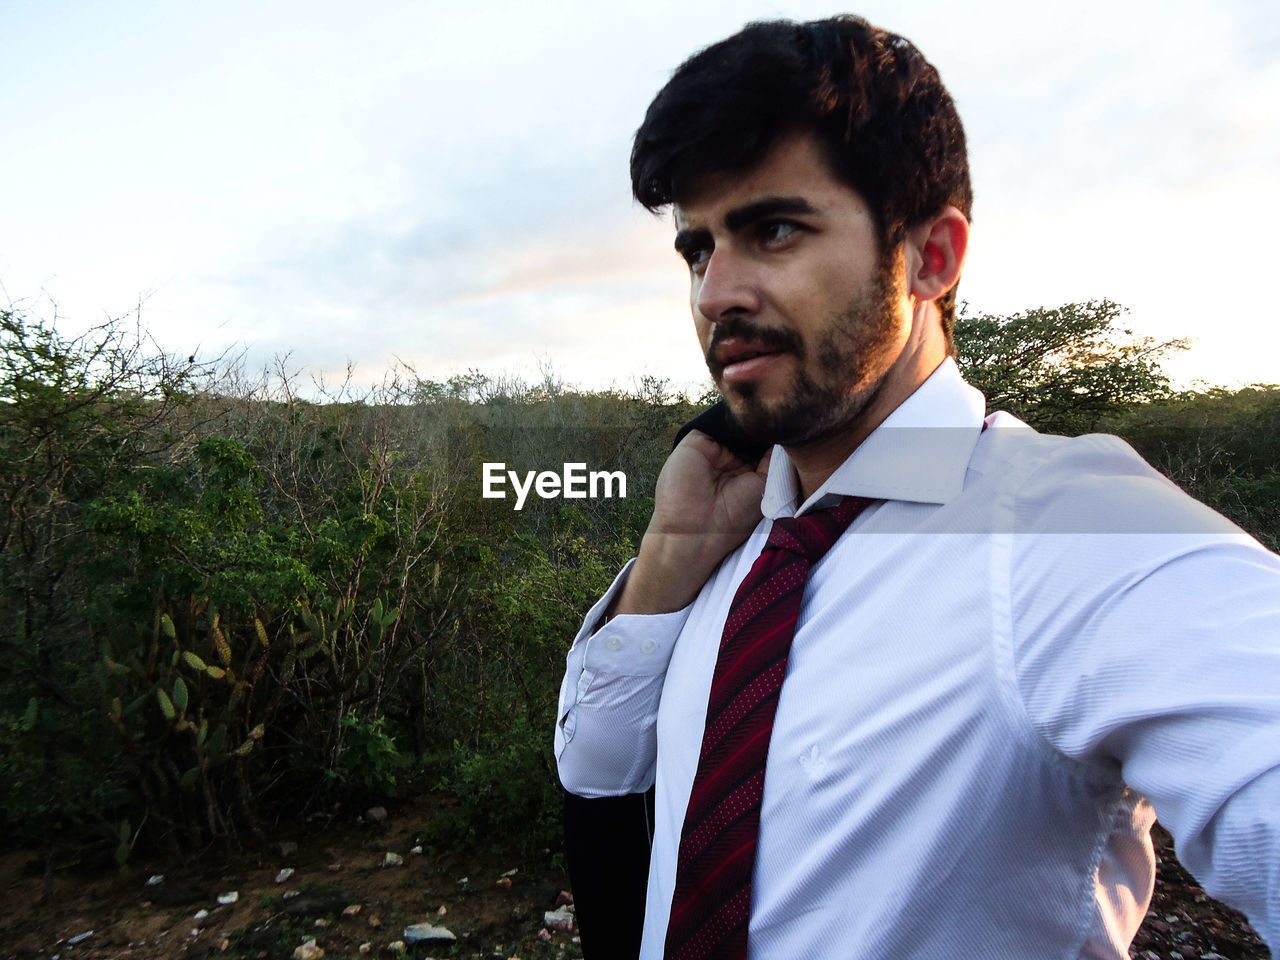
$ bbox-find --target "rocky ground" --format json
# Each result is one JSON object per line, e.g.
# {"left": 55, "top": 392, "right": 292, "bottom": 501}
{"left": 0, "top": 804, "right": 1268, "bottom": 960}
{"left": 1129, "top": 825, "right": 1270, "bottom": 960}
{"left": 0, "top": 795, "right": 581, "bottom": 960}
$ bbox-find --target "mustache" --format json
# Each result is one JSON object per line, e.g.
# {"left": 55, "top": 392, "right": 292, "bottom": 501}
{"left": 705, "top": 318, "right": 803, "bottom": 377}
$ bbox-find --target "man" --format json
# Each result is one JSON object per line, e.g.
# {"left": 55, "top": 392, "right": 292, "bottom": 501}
{"left": 555, "top": 15, "right": 1279, "bottom": 959}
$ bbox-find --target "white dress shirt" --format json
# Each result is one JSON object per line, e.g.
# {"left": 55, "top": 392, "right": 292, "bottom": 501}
{"left": 555, "top": 358, "right": 1280, "bottom": 959}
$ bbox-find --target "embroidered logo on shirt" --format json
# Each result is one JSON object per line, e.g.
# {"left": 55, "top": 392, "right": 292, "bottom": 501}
{"left": 799, "top": 744, "right": 827, "bottom": 779}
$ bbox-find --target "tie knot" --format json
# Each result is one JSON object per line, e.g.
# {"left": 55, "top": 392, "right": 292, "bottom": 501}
{"left": 765, "top": 495, "right": 873, "bottom": 563}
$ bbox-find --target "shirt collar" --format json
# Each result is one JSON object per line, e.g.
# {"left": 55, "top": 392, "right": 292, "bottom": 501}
{"left": 760, "top": 357, "right": 987, "bottom": 519}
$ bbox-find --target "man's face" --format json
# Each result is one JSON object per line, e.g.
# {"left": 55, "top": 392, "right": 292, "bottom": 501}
{"left": 673, "top": 134, "right": 910, "bottom": 448}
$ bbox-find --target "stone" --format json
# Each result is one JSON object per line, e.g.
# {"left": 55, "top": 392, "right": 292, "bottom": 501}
{"left": 145, "top": 874, "right": 164, "bottom": 887}
{"left": 496, "top": 876, "right": 512, "bottom": 888}
{"left": 342, "top": 904, "right": 362, "bottom": 916}
{"left": 358, "top": 944, "right": 371, "bottom": 954}
{"left": 293, "top": 940, "right": 325, "bottom": 959}
{"left": 150, "top": 883, "right": 210, "bottom": 906}
{"left": 409, "top": 845, "right": 423, "bottom": 855}
{"left": 388, "top": 941, "right": 406, "bottom": 953}
{"left": 381, "top": 852, "right": 404, "bottom": 867}
{"left": 193, "top": 909, "right": 209, "bottom": 920}
{"left": 66, "top": 931, "right": 93, "bottom": 945}
{"left": 544, "top": 907, "right": 573, "bottom": 932}
{"left": 283, "top": 888, "right": 355, "bottom": 917}
{"left": 403, "top": 922, "right": 456, "bottom": 944}
{"left": 276, "top": 868, "right": 295, "bottom": 883}
{"left": 327, "top": 863, "right": 342, "bottom": 872}
{"left": 217, "top": 891, "right": 239, "bottom": 905}
{"left": 365, "top": 806, "right": 388, "bottom": 823}
{"left": 555, "top": 890, "right": 573, "bottom": 907}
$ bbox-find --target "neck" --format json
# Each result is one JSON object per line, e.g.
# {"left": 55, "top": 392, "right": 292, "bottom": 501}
{"left": 787, "top": 307, "right": 947, "bottom": 502}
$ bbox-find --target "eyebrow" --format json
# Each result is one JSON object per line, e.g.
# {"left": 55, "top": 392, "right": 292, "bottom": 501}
{"left": 724, "top": 196, "right": 818, "bottom": 232}
{"left": 674, "top": 196, "right": 819, "bottom": 257}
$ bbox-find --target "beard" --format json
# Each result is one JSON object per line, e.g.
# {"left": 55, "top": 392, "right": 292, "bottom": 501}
{"left": 706, "top": 258, "right": 903, "bottom": 449}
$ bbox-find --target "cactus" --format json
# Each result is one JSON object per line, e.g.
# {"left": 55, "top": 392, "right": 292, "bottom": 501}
{"left": 98, "top": 590, "right": 411, "bottom": 850}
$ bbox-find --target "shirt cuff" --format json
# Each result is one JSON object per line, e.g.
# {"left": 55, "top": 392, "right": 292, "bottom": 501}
{"left": 575, "top": 559, "right": 693, "bottom": 676}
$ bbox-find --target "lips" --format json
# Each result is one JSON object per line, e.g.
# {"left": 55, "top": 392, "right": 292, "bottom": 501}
{"left": 704, "top": 338, "right": 790, "bottom": 388}
{"left": 718, "top": 340, "right": 780, "bottom": 367}
{"left": 707, "top": 320, "right": 801, "bottom": 384}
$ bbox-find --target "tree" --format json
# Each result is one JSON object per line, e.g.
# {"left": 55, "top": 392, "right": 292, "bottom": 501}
{"left": 954, "top": 299, "right": 1187, "bottom": 435}
{"left": 0, "top": 302, "right": 209, "bottom": 846}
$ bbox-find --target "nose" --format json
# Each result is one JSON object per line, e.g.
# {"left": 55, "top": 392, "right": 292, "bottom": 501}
{"left": 693, "top": 247, "right": 761, "bottom": 323}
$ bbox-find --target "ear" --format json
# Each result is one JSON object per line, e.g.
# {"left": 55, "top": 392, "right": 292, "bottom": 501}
{"left": 904, "top": 205, "right": 969, "bottom": 303}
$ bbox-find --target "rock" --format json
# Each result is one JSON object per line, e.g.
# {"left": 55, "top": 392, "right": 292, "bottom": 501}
{"left": 66, "top": 931, "right": 93, "bottom": 945}
{"left": 496, "top": 876, "right": 512, "bottom": 888}
{"left": 358, "top": 944, "right": 371, "bottom": 954}
{"left": 512, "top": 883, "right": 561, "bottom": 903}
{"left": 193, "top": 909, "right": 209, "bottom": 920}
{"left": 538, "top": 928, "right": 552, "bottom": 942}
{"left": 500, "top": 867, "right": 518, "bottom": 878}
{"left": 409, "top": 845, "right": 423, "bottom": 855}
{"left": 145, "top": 874, "right": 165, "bottom": 887}
{"left": 327, "top": 863, "right": 342, "bottom": 872}
{"left": 382, "top": 852, "right": 404, "bottom": 867}
{"left": 342, "top": 904, "right": 362, "bottom": 916}
{"left": 403, "top": 922, "right": 456, "bottom": 944}
{"left": 275, "top": 841, "right": 299, "bottom": 857}
{"left": 544, "top": 907, "right": 573, "bottom": 932}
{"left": 283, "top": 888, "right": 355, "bottom": 917}
{"left": 555, "top": 890, "right": 574, "bottom": 907}
{"left": 388, "top": 941, "right": 406, "bottom": 953}
{"left": 314, "top": 918, "right": 330, "bottom": 928}
{"left": 150, "top": 882, "right": 210, "bottom": 906}
{"left": 283, "top": 889, "right": 301, "bottom": 899}
{"left": 293, "top": 939, "right": 325, "bottom": 959}
{"left": 276, "top": 868, "right": 296, "bottom": 884}
{"left": 217, "top": 891, "right": 239, "bottom": 905}
{"left": 365, "top": 806, "right": 387, "bottom": 823}
{"left": 456, "top": 876, "right": 469, "bottom": 888}
{"left": 436, "top": 905, "right": 447, "bottom": 917}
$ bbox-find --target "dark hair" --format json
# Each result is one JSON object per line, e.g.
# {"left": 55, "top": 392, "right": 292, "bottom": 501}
{"left": 630, "top": 15, "right": 972, "bottom": 338}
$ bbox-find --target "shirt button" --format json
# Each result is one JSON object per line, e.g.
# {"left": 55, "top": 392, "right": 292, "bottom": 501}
{"left": 605, "top": 635, "right": 622, "bottom": 651}
{"left": 641, "top": 639, "right": 657, "bottom": 654}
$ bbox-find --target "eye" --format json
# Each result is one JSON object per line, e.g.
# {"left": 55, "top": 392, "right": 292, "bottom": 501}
{"left": 680, "top": 243, "right": 712, "bottom": 272}
{"left": 759, "top": 220, "right": 800, "bottom": 247}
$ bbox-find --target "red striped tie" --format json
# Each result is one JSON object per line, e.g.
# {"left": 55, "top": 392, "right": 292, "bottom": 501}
{"left": 663, "top": 495, "right": 874, "bottom": 960}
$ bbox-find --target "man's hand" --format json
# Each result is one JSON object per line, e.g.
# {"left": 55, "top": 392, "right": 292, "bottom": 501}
{"left": 611, "top": 430, "right": 770, "bottom": 617}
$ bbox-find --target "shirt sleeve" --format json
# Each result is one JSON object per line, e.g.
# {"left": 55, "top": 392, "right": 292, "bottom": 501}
{"left": 1006, "top": 436, "right": 1280, "bottom": 947}
{"left": 555, "top": 558, "right": 694, "bottom": 798}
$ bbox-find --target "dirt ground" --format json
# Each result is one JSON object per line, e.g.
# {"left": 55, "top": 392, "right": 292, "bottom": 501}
{"left": 0, "top": 804, "right": 1269, "bottom": 960}
{"left": 0, "top": 795, "right": 580, "bottom": 960}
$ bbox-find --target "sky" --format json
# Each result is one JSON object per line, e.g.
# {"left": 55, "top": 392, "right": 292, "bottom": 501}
{"left": 2, "top": 0, "right": 1278, "bottom": 397}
